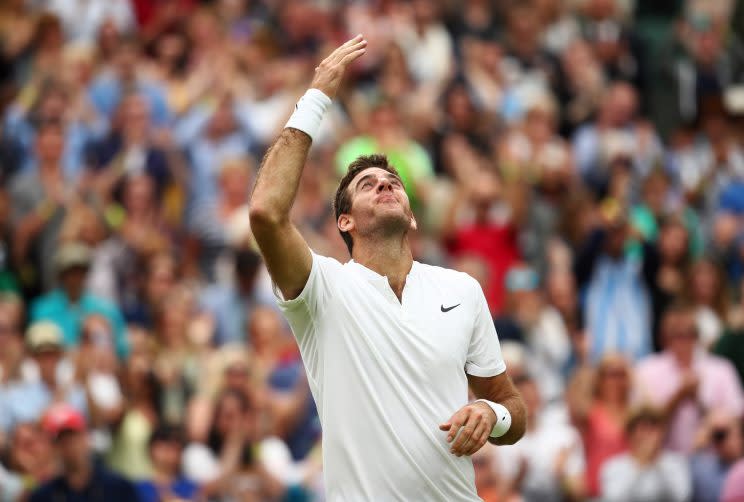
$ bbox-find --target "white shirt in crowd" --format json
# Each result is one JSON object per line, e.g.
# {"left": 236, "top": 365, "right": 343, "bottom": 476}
{"left": 493, "top": 404, "right": 585, "bottom": 502}
{"left": 601, "top": 451, "right": 691, "bottom": 502}
{"left": 275, "top": 252, "right": 506, "bottom": 502}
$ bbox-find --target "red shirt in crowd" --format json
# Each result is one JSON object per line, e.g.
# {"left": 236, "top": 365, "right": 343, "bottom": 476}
{"left": 446, "top": 222, "right": 520, "bottom": 314}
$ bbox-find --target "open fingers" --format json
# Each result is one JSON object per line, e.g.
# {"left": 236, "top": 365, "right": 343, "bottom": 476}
{"left": 339, "top": 47, "right": 367, "bottom": 66}
{"left": 326, "top": 36, "right": 366, "bottom": 64}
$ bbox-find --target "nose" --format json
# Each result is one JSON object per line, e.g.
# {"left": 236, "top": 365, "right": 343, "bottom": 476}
{"left": 377, "top": 178, "right": 393, "bottom": 192}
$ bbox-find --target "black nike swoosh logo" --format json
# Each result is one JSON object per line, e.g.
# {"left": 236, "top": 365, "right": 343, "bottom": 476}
{"left": 441, "top": 304, "right": 460, "bottom": 312}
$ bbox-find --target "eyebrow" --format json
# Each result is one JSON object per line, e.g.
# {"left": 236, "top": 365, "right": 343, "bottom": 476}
{"left": 354, "top": 171, "right": 402, "bottom": 191}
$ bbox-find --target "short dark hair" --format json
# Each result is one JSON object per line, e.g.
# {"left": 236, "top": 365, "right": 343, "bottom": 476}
{"left": 148, "top": 425, "right": 184, "bottom": 449}
{"left": 333, "top": 154, "right": 401, "bottom": 255}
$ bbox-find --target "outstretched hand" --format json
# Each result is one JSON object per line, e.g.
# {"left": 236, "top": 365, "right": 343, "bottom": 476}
{"left": 310, "top": 34, "right": 367, "bottom": 99}
{"left": 439, "top": 401, "right": 496, "bottom": 457}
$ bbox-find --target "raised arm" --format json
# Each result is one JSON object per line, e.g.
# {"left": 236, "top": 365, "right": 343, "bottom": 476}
{"left": 249, "top": 36, "right": 366, "bottom": 300}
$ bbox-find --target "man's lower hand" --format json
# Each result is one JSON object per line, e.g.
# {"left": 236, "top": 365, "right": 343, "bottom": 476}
{"left": 439, "top": 401, "right": 496, "bottom": 456}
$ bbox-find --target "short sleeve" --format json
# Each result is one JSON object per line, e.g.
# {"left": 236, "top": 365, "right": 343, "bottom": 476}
{"left": 465, "top": 277, "right": 506, "bottom": 377}
{"left": 273, "top": 252, "right": 340, "bottom": 342}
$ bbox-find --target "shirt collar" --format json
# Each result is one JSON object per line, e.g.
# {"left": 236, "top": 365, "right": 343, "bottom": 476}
{"left": 347, "top": 259, "right": 417, "bottom": 283}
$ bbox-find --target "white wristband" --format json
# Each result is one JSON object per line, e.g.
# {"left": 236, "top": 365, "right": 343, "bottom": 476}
{"left": 475, "top": 399, "right": 512, "bottom": 438}
{"left": 284, "top": 88, "right": 332, "bottom": 142}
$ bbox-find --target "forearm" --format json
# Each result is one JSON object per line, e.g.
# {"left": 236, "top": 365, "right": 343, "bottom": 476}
{"left": 250, "top": 128, "right": 311, "bottom": 224}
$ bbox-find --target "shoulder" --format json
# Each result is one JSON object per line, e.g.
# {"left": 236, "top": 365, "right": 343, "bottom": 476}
{"left": 702, "top": 353, "right": 740, "bottom": 377}
{"left": 635, "top": 353, "right": 668, "bottom": 374}
{"left": 602, "top": 453, "right": 632, "bottom": 474}
{"left": 100, "top": 468, "right": 138, "bottom": 492}
{"left": 29, "top": 477, "right": 64, "bottom": 500}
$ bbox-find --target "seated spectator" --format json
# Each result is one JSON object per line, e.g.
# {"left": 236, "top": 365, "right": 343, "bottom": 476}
{"left": 175, "top": 94, "right": 256, "bottom": 211}
{"left": 248, "top": 307, "right": 317, "bottom": 461}
{"left": 0, "top": 293, "right": 26, "bottom": 386}
{"left": 573, "top": 82, "right": 663, "bottom": 194}
{"left": 29, "top": 403, "right": 139, "bottom": 502}
{"left": 493, "top": 373, "right": 586, "bottom": 502}
{"left": 85, "top": 93, "right": 174, "bottom": 198}
{"left": 568, "top": 353, "right": 632, "bottom": 498}
{"left": 574, "top": 202, "right": 652, "bottom": 362}
{"left": 721, "top": 456, "right": 744, "bottom": 502}
{"left": 10, "top": 121, "right": 76, "bottom": 295}
{"left": 0, "top": 322, "right": 87, "bottom": 435}
{"left": 88, "top": 37, "right": 171, "bottom": 126}
{"left": 30, "top": 242, "right": 128, "bottom": 358}
{"left": 106, "top": 352, "right": 161, "bottom": 480}
{"left": 635, "top": 304, "right": 744, "bottom": 453}
{"left": 600, "top": 406, "right": 691, "bottom": 501}
{"left": 136, "top": 425, "right": 198, "bottom": 502}
{"left": 686, "top": 258, "right": 729, "bottom": 348}
{"left": 200, "top": 248, "right": 265, "bottom": 346}
{"left": 690, "top": 412, "right": 744, "bottom": 502}
{"left": 189, "top": 158, "right": 256, "bottom": 280}
{"left": 441, "top": 169, "right": 522, "bottom": 314}
{"left": 2, "top": 421, "right": 57, "bottom": 497}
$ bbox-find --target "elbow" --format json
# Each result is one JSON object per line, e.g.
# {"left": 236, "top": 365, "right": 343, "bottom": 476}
{"left": 248, "top": 202, "right": 286, "bottom": 231}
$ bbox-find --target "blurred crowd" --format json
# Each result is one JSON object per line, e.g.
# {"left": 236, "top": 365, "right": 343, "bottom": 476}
{"left": 1, "top": 0, "right": 744, "bottom": 501}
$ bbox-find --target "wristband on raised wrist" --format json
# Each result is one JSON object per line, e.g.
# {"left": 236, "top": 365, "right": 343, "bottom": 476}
{"left": 284, "top": 88, "right": 332, "bottom": 142}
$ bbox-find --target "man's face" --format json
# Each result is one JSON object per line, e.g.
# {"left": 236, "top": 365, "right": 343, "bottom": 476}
{"left": 665, "top": 313, "right": 697, "bottom": 361}
{"left": 60, "top": 267, "right": 88, "bottom": 299}
{"left": 56, "top": 430, "right": 90, "bottom": 470}
{"left": 150, "top": 440, "right": 182, "bottom": 473}
{"left": 35, "top": 127, "right": 65, "bottom": 165}
{"left": 338, "top": 167, "right": 416, "bottom": 244}
{"left": 34, "top": 350, "right": 62, "bottom": 382}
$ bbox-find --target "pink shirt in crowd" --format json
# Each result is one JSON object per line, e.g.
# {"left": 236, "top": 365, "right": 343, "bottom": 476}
{"left": 582, "top": 403, "right": 628, "bottom": 497}
{"left": 635, "top": 351, "right": 744, "bottom": 454}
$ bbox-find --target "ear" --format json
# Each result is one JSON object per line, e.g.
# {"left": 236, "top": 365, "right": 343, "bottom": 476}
{"left": 338, "top": 214, "right": 354, "bottom": 234}
{"left": 410, "top": 215, "right": 418, "bottom": 231}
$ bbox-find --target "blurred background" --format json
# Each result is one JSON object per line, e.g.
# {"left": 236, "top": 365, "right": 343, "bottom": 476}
{"left": 1, "top": 0, "right": 744, "bottom": 501}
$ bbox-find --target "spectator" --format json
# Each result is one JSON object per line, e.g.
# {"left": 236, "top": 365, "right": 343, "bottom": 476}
{"left": 0, "top": 293, "right": 26, "bottom": 386}
{"left": 189, "top": 158, "right": 256, "bottom": 280}
{"left": 2, "top": 421, "right": 57, "bottom": 497}
{"left": 88, "top": 37, "right": 171, "bottom": 127}
{"left": 493, "top": 373, "right": 586, "bottom": 502}
{"left": 635, "top": 304, "right": 744, "bottom": 453}
{"left": 442, "top": 169, "right": 522, "bottom": 314}
{"left": 686, "top": 258, "right": 729, "bottom": 347}
{"left": 43, "top": 0, "right": 135, "bottom": 44}
{"left": 9, "top": 120, "right": 76, "bottom": 295}
{"left": 573, "top": 81, "right": 663, "bottom": 194}
{"left": 690, "top": 412, "right": 744, "bottom": 502}
{"left": 574, "top": 201, "right": 652, "bottom": 362}
{"left": 0, "top": 321, "right": 87, "bottom": 437}
{"left": 600, "top": 406, "right": 691, "bottom": 501}
{"left": 721, "top": 456, "right": 744, "bottom": 502}
{"left": 29, "top": 403, "right": 140, "bottom": 502}
{"left": 568, "top": 353, "right": 632, "bottom": 498}
{"left": 29, "top": 242, "right": 128, "bottom": 358}
{"left": 200, "top": 248, "right": 264, "bottom": 346}
{"left": 136, "top": 425, "right": 198, "bottom": 502}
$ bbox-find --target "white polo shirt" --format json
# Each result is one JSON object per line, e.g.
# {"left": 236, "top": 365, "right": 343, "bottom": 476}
{"left": 275, "top": 252, "right": 506, "bottom": 501}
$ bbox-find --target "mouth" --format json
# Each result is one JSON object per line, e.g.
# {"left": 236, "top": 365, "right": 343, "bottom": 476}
{"left": 376, "top": 194, "right": 398, "bottom": 204}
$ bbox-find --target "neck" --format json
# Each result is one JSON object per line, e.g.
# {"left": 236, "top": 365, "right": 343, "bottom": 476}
{"left": 152, "top": 467, "right": 175, "bottom": 484}
{"left": 352, "top": 236, "right": 413, "bottom": 299}
{"left": 65, "top": 461, "right": 92, "bottom": 490}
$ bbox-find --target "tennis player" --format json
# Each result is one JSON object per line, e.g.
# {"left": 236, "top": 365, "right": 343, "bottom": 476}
{"left": 249, "top": 35, "right": 526, "bottom": 501}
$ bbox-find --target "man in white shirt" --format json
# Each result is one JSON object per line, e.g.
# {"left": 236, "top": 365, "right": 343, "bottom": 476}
{"left": 249, "top": 36, "right": 526, "bottom": 501}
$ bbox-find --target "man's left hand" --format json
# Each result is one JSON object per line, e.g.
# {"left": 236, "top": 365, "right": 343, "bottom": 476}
{"left": 439, "top": 401, "right": 496, "bottom": 456}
